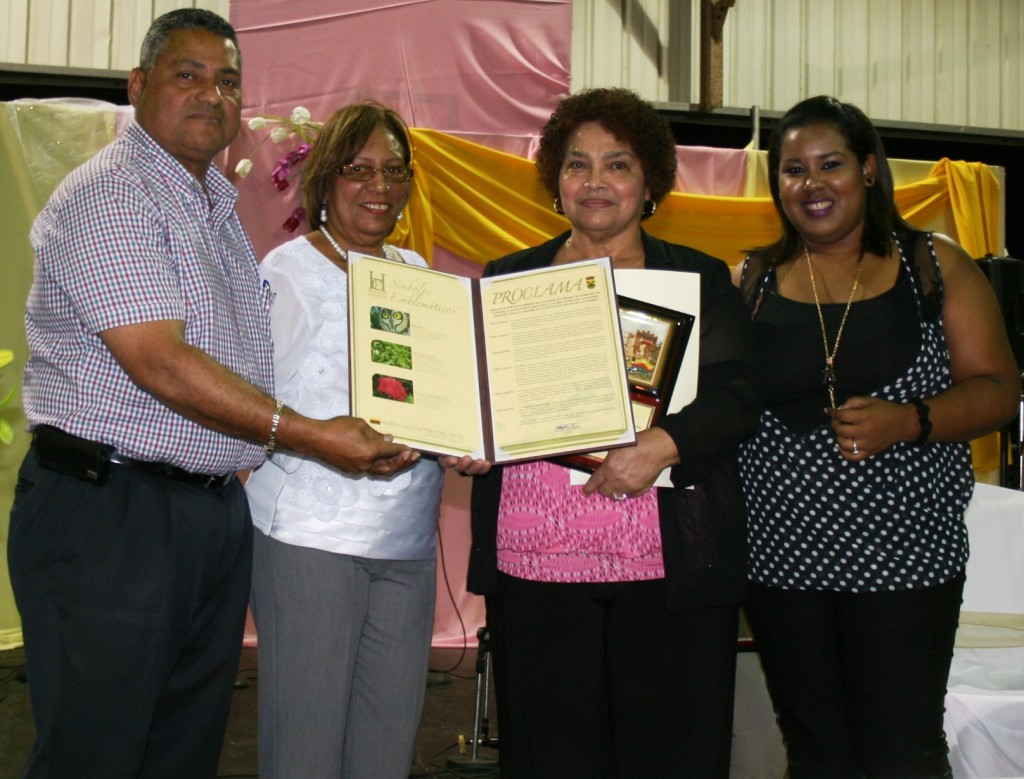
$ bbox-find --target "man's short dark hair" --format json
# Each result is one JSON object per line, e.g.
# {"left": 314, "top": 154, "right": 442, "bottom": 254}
{"left": 138, "top": 8, "right": 240, "bottom": 70}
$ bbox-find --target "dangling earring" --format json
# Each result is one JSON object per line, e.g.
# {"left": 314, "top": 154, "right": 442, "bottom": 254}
{"left": 642, "top": 200, "right": 657, "bottom": 218}
{"left": 553, "top": 197, "right": 564, "bottom": 215}
{"left": 396, "top": 210, "right": 405, "bottom": 222}
{"left": 320, "top": 201, "right": 328, "bottom": 225}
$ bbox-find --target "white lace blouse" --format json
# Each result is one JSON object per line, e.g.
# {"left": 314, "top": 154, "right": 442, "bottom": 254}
{"left": 245, "top": 235, "right": 443, "bottom": 560}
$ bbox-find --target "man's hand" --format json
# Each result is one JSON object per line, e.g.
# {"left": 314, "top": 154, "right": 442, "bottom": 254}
{"left": 290, "top": 414, "right": 419, "bottom": 475}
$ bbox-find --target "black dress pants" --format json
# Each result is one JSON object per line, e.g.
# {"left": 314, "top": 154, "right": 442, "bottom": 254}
{"left": 486, "top": 572, "right": 739, "bottom": 779}
{"left": 7, "top": 451, "right": 253, "bottom": 778}
{"left": 746, "top": 575, "right": 964, "bottom": 779}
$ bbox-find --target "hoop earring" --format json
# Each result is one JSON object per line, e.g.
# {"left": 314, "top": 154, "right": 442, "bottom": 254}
{"left": 642, "top": 200, "right": 657, "bottom": 218}
{"left": 864, "top": 175, "right": 876, "bottom": 187}
{"left": 553, "top": 197, "right": 564, "bottom": 216}
{"left": 320, "top": 201, "right": 328, "bottom": 225}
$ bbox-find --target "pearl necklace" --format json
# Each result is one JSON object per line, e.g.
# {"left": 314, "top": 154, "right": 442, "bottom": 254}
{"left": 319, "top": 224, "right": 404, "bottom": 264}
{"left": 804, "top": 246, "right": 864, "bottom": 410}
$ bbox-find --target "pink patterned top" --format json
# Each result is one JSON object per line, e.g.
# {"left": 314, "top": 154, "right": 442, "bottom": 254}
{"left": 496, "top": 460, "right": 664, "bottom": 583}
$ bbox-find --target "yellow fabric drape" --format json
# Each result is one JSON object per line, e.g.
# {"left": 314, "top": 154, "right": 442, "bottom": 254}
{"left": 404, "top": 129, "right": 566, "bottom": 264}
{"left": 897, "top": 160, "right": 1002, "bottom": 258}
{"left": 928, "top": 159, "right": 1002, "bottom": 258}
{"left": 401, "top": 130, "right": 1001, "bottom": 273}
{"left": 404, "top": 128, "right": 781, "bottom": 266}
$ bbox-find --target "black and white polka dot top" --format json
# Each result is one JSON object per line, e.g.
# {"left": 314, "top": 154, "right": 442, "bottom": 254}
{"left": 738, "top": 231, "right": 973, "bottom": 593}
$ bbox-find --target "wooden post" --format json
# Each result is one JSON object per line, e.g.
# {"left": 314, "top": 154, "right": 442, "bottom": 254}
{"left": 699, "top": 0, "right": 736, "bottom": 113}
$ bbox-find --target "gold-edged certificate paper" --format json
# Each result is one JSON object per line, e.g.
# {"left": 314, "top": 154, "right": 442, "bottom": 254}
{"left": 348, "top": 254, "right": 636, "bottom": 463}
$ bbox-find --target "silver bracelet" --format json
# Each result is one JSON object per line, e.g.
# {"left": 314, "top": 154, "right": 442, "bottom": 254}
{"left": 264, "top": 399, "right": 284, "bottom": 457}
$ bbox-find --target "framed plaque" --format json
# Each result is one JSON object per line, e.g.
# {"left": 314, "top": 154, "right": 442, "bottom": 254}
{"left": 558, "top": 295, "right": 695, "bottom": 472}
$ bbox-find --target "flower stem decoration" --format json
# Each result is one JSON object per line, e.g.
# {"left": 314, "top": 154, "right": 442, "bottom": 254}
{"left": 235, "top": 106, "right": 323, "bottom": 232}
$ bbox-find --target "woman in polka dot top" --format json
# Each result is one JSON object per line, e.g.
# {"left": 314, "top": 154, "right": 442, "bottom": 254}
{"left": 733, "top": 95, "right": 1020, "bottom": 779}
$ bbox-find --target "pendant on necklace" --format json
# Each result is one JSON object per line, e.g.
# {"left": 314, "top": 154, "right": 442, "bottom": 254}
{"left": 823, "top": 358, "right": 838, "bottom": 408}
{"left": 823, "top": 357, "right": 836, "bottom": 386}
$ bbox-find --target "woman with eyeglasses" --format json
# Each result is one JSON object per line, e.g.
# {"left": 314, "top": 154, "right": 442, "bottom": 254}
{"left": 245, "top": 101, "right": 488, "bottom": 779}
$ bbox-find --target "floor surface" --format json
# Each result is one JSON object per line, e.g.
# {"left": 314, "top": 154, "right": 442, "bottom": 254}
{"left": 0, "top": 645, "right": 500, "bottom": 779}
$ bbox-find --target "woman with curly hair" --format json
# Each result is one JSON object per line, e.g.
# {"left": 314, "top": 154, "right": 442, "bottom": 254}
{"left": 467, "top": 88, "right": 762, "bottom": 777}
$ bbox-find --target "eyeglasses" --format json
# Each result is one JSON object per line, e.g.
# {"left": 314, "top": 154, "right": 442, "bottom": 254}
{"left": 336, "top": 164, "right": 413, "bottom": 183}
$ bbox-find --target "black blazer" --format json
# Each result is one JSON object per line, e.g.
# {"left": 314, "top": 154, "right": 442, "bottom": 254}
{"left": 468, "top": 231, "right": 764, "bottom": 611}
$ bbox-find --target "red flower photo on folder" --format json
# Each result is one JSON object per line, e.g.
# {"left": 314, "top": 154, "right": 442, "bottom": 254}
{"left": 373, "top": 374, "right": 414, "bottom": 403}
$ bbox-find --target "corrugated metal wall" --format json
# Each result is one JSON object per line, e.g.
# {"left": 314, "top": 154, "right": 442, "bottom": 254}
{"left": 1, "top": 0, "right": 1019, "bottom": 131}
{"left": 0, "top": 0, "right": 229, "bottom": 71}
{"left": 572, "top": 0, "right": 1023, "bottom": 132}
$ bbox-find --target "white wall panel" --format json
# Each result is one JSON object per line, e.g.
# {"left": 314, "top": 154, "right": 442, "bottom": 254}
{"left": 901, "top": 0, "right": 932, "bottom": 124}
{"left": 573, "top": 0, "right": 1023, "bottom": 133}
{"left": 933, "top": 0, "right": 969, "bottom": 126}
{"left": 3, "top": 0, "right": 1020, "bottom": 132}
{"left": 1, "top": 0, "right": 30, "bottom": 63}
{"left": 727, "top": 0, "right": 766, "bottom": 108}
{"left": 664, "top": 0, "right": 696, "bottom": 103}
{"left": 27, "top": 0, "right": 70, "bottom": 67}
{"left": 866, "top": 0, "right": 903, "bottom": 120}
{"left": 572, "top": 1, "right": 622, "bottom": 89}
{"left": 109, "top": 1, "right": 156, "bottom": 71}
{"left": 572, "top": 0, "right": 701, "bottom": 102}
{"left": 68, "top": 0, "right": 113, "bottom": 70}
{"left": 968, "top": 1, "right": 1002, "bottom": 129}
{"left": 804, "top": 2, "right": 838, "bottom": 101}
{"left": 835, "top": 1, "right": 870, "bottom": 107}
{"left": 1003, "top": 0, "right": 1023, "bottom": 130}
{"left": 768, "top": 1, "right": 802, "bottom": 108}
{"left": 4, "top": 0, "right": 230, "bottom": 72}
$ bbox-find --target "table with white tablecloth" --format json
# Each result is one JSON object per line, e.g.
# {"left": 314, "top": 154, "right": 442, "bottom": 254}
{"left": 944, "top": 483, "right": 1024, "bottom": 779}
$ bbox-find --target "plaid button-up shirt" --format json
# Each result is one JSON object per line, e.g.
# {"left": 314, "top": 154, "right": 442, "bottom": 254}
{"left": 24, "top": 122, "right": 274, "bottom": 473}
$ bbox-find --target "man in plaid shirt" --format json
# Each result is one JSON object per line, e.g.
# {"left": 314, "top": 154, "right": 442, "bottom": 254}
{"left": 8, "top": 9, "right": 417, "bottom": 777}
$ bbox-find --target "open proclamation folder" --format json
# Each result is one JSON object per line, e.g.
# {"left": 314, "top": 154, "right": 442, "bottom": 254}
{"left": 347, "top": 254, "right": 638, "bottom": 464}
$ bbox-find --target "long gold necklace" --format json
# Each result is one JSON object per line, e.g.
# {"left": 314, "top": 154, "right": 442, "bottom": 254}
{"left": 804, "top": 246, "right": 864, "bottom": 409}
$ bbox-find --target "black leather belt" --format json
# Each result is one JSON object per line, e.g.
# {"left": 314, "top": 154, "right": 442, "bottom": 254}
{"left": 109, "top": 453, "right": 236, "bottom": 489}
{"left": 33, "top": 424, "right": 235, "bottom": 489}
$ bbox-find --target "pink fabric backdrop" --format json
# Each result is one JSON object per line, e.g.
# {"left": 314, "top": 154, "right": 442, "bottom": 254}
{"left": 228, "top": 1, "right": 749, "bottom": 647}
{"left": 230, "top": 0, "right": 572, "bottom": 646}
{"left": 230, "top": 0, "right": 573, "bottom": 263}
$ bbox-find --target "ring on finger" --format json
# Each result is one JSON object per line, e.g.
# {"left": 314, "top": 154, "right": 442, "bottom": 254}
{"left": 612, "top": 492, "right": 627, "bottom": 501}
{"left": 851, "top": 439, "right": 859, "bottom": 455}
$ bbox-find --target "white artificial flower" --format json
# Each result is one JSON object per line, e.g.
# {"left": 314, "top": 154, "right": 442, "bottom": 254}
{"left": 290, "top": 106, "right": 312, "bottom": 126}
{"left": 234, "top": 158, "right": 254, "bottom": 178}
{"left": 270, "top": 126, "right": 291, "bottom": 143}
{"left": 248, "top": 116, "right": 267, "bottom": 130}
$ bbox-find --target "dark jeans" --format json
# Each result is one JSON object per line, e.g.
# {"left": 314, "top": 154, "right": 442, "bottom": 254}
{"left": 7, "top": 450, "right": 253, "bottom": 778}
{"left": 746, "top": 574, "right": 964, "bottom": 779}
{"left": 486, "top": 572, "right": 739, "bottom": 779}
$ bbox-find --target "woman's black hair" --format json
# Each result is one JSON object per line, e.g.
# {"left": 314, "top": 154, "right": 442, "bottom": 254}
{"left": 535, "top": 88, "right": 677, "bottom": 220}
{"left": 752, "top": 95, "right": 913, "bottom": 266}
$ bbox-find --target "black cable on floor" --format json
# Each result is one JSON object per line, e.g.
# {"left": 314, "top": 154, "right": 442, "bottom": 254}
{"left": 427, "top": 520, "right": 470, "bottom": 677}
